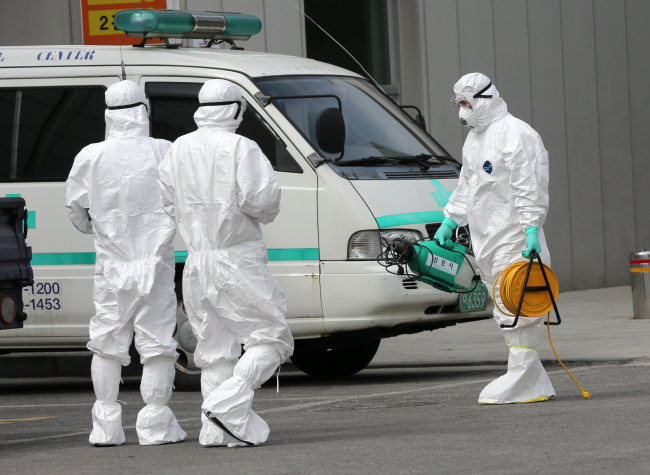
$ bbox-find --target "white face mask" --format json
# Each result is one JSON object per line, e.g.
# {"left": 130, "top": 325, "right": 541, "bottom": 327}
{"left": 458, "top": 107, "right": 478, "bottom": 128}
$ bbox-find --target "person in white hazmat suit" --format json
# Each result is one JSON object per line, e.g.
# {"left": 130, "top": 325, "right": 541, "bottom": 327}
{"left": 66, "top": 80, "right": 186, "bottom": 446}
{"left": 435, "top": 72, "right": 555, "bottom": 404}
{"left": 158, "top": 79, "right": 294, "bottom": 447}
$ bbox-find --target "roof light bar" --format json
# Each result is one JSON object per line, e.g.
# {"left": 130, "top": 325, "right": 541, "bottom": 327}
{"left": 114, "top": 10, "right": 262, "bottom": 41}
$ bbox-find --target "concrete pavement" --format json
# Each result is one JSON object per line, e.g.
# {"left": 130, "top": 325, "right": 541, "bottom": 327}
{"left": 1, "top": 364, "right": 648, "bottom": 474}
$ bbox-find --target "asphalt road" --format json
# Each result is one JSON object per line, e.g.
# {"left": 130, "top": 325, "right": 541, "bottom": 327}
{"left": 1, "top": 363, "right": 648, "bottom": 474}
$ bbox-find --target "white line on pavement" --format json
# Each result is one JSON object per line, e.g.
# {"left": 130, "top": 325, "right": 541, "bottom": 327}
{"left": 0, "top": 366, "right": 597, "bottom": 447}
{"left": 0, "top": 403, "right": 93, "bottom": 409}
{"left": 0, "top": 397, "right": 336, "bottom": 410}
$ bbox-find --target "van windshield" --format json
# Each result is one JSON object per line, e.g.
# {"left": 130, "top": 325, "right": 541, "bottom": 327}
{"left": 254, "top": 76, "right": 450, "bottom": 166}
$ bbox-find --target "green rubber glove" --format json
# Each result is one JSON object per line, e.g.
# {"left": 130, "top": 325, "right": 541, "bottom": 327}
{"left": 522, "top": 227, "right": 541, "bottom": 258}
{"left": 434, "top": 218, "right": 457, "bottom": 249}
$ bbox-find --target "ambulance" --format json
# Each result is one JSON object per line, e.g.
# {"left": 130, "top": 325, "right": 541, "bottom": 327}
{"left": 0, "top": 10, "right": 490, "bottom": 388}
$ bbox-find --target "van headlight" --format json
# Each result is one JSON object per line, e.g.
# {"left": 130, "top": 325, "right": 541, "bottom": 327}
{"left": 348, "top": 229, "right": 423, "bottom": 260}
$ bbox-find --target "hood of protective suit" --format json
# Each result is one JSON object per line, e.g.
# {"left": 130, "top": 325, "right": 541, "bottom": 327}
{"left": 105, "top": 80, "right": 149, "bottom": 139}
{"left": 454, "top": 73, "right": 508, "bottom": 132}
{"left": 194, "top": 79, "right": 246, "bottom": 132}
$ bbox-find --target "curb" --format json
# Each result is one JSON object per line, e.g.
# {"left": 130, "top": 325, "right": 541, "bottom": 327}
{"left": 362, "top": 356, "right": 649, "bottom": 371}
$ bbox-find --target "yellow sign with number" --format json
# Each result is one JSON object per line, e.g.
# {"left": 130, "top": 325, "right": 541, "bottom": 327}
{"left": 88, "top": 10, "right": 120, "bottom": 37}
{"left": 87, "top": 0, "right": 157, "bottom": 4}
{"left": 81, "top": 0, "right": 167, "bottom": 45}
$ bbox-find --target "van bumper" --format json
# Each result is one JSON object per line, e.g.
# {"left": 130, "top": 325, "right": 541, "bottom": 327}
{"left": 319, "top": 260, "right": 493, "bottom": 334}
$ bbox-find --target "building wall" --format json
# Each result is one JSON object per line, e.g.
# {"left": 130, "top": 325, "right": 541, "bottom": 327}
{"left": 2, "top": 0, "right": 646, "bottom": 291}
{"left": 401, "top": 0, "right": 648, "bottom": 291}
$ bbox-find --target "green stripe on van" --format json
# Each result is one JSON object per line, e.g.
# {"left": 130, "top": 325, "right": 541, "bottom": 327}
{"left": 31, "top": 252, "right": 96, "bottom": 265}
{"left": 267, "top": 248, "right": 320, "bottom": 261}
{"left": 32, "top": 248, "right": 320, "bottom": 265}
{"left": 375, "top": 211, "right": 445, "bottom": 228}
{"left": 174, "top": 248, "right": 321, "bottom": 263}
{"left": 27, "top": 211, "right": 36, "bottom": 229}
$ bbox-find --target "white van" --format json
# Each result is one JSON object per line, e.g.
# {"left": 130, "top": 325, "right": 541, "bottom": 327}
{"left": 0, "top": 41, "right": 491, "bottom": 386}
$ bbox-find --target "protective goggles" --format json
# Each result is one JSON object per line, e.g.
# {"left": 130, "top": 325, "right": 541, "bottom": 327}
{"left": 450, "top": 95, "right": 472, "bottom": 111}
{"left": 450, "top": 81, "right": 493, "bottom": 111}
{"left": 107, "top": 101, "right": 149, "bottom": 114}
{"left": 198, "top": 100, "right": 242, "bottom": 120}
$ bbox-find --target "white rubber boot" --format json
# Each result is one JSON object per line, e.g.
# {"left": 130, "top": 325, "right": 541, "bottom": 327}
{"left": 136, "top": 356, "right": 187, "bottom": 445}
{"left": 479, "top": 323, "right": 555, "bottom": 404}
{"left": 89, "top": 354, "right": 126, "bottom": 446}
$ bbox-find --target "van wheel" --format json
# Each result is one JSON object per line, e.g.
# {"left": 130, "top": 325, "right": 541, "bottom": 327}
{"left": 174, "top": 356, "right": 201, "bottom": 392}
{"left": 290, "top": 339, "right": 381, "bottom": 377}
{"left": 173, "top": 277, "right": 201, "bottom": 391}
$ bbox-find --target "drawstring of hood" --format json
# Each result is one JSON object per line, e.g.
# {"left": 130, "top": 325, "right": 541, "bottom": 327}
{"left": 107, "top": 101, "right": 149, "bottom": 113}
{"left": 472, "top": 81, "right": 493, "bottom": 99}
{"left": 198, "top": 100, "right": 242, "bottom": 120}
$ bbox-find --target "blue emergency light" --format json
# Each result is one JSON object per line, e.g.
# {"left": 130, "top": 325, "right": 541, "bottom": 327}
{"left": 114, "top": 10, "right": 262, "bottom": 42}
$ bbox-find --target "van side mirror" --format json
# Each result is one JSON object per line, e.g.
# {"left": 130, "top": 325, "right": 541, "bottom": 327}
{"left": 400, "top": 105, "right": 426, "bottom": 131}
{"left": 316, "top": 107, "right": 345, "bottom": 156}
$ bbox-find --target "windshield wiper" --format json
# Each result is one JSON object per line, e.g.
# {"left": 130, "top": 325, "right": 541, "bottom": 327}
{"left": 336, "top": 154, "right": 461, "bottom": 169}
{"left": 398, "top": 153, "right": 461, "bottom": 168}
{"left": 335, "top": 157, "right": 394, "bottom": 167}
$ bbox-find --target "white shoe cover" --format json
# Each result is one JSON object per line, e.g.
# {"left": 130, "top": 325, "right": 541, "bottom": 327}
{"left": 90, "top": 401, "right": 126, "bottom": 446}
{"left": 202, "top": 376, "right": 270, "bottom": 446}
{"left": 199, "top": 412, "right": 246, "bottom": 447}
{"left": 479, "top": 324, "right": 555, "bottom": 404}
{"left": 136, "top": 404, "right": 187, "bottom": 445}
{"left": 199, "top": 361, "right": 242, "bottom": 447}
{"left": 137, "top": 356, "right": 186, "bottom": 445}
{"left": 89, "top": 355, "right": 125, "bottom": 446}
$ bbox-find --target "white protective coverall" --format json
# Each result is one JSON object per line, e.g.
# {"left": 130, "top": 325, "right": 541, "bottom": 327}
{"left": 158, "top": 79, "right": 294, "bottom": 447}
{"left": 66, "top": 80, "right": 186, "bottom": 445}
{"left": 444, "top": 73, "right": 555, "bottom": 404}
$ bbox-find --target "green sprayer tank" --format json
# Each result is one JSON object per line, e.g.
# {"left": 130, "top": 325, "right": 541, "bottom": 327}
{"left": 389, "top": 239, "right": 476, "bottom": 293}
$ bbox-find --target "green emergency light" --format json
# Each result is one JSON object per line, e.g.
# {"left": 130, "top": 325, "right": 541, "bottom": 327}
{"left": 114, "top": 10, "right": 262, "bottom": 43}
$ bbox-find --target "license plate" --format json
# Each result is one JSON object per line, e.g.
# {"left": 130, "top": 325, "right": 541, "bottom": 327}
{"left": 460, "top": 281, "right": 488, "bottom": 312}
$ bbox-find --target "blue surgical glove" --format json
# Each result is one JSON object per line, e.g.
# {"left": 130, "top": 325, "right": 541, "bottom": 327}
{"left": 522, "top": 227, "right": 541, "bottom": 258}
{"left": 434, "top": 218, "right": 457, "bottom": 249}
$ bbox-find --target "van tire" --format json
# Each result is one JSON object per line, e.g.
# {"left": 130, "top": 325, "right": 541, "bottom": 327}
{"left": 174, "top": 365, "right": 201, "bottom": 392}
{"left": 290, "top": 339, "right": 381, "bottom": 377}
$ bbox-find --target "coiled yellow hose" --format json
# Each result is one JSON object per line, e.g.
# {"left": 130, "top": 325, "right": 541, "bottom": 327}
{"left": 493, "top": 261, "right": 591, "bottom": 400}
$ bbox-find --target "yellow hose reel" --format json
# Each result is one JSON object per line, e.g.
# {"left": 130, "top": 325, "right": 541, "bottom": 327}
{"left": 493, "top": 261, "right": 559, "bottom": 317}
{"left": 493, "top": 253, "right": 591, "bottom": 400}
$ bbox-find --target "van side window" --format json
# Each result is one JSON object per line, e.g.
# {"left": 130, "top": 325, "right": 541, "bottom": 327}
{"left": 0, "top": 87, "right": 105, "bottom": 182}
{"left": 147, "top": 82, "right": 302, "bottom": 173}
{"left": 0, "top": 91, "right": 16, "bottom": 180}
